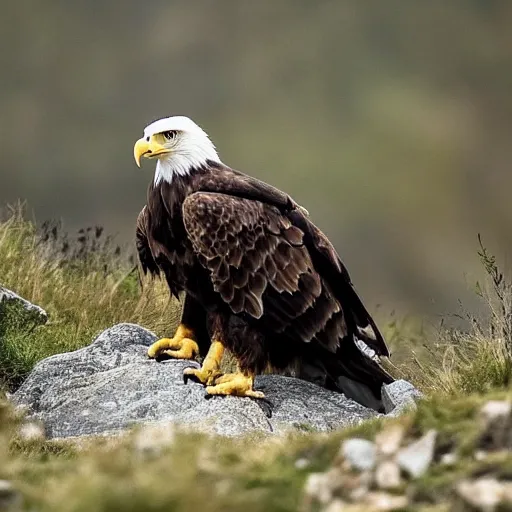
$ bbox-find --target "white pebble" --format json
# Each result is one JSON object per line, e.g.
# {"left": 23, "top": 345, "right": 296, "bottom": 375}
{"left": 396, "top": 430, "right": 437, "bottom": 478}
{"left": 18, "top": 421, "right": 45, "bottom": 442}
{"left": 375, "top": 461, "right": 401, "bottom": 490}
{"left": 375, "top": 424, "right": 405, "bottom": 456}
{"left": 133, "top": 421, "right": 175, "bottom": 458}
{"left": 341, "top": 438, "right": 377, "bottom": 471}
{"left": 456, "top": 478, "right": 504, "bottom": 510}
{"left": 364, "top": 491, "right": 408, "bottom": 511}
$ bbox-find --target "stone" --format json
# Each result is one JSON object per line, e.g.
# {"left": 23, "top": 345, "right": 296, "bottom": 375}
{"left": 340, "top": 438, "right": 377, "bottom": 471}
{"left": 323, "top": 499, "right": 347, "bottom": 512}
{"left": 478, "top": 400, "right": 512, "bottom": 451}
{"left": 439, "top": 452, "right": 458, "bottom": 466}
{"left": 304, "top": 469, "right": 342, "bottom": 505}
{"left": 375, "top": 461, "right": 401, "bottom": 490}
{"left": 396, "top": 429, "right": 437, "bottom": 478}
{"left": 375, "top": 424, "right": 405, "bottom": 456}
{"left": 480, "top": 400, "right": 512, "bottom": 422}
{"left": 363, "top": 492, "right": 408, "bottom": 511}
{"left": 474, "top": 450, "right": 488, "bottom": 461}
{"left": 346, "top": 471, "right": 372, "bottom": 501}
{"left": 18, "top": 421, "right": 45, "bottom": 442}
{"left": 0, "top": 286, "right": 47, "bottom": 328}
{"left": 132, "top": 421, "right": 175, "bottom": 459}
{"left": 11, "top": 323, "right": 379, "bottom": 439}
{"left": 0, "top": 480, "right": 22, "bottom": 511}
{"left": 382, "top": 379, "right": 423, "bottom": 416}
{"left": 295, "top": 458, "right": 310, "bottom": 469}
{"left": 456, "top": 478, "right": 504, "bottom": 510}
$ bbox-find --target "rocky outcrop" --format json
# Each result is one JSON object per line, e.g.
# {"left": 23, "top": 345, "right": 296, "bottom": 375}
{"left": 11, "top": 323, "right": 421, "bottom": 439}
{"left": 304, "top": 399, "right": 512, "bottom": 511}
{"left": 0, "top": 286, "right": 48, "bottom": 328}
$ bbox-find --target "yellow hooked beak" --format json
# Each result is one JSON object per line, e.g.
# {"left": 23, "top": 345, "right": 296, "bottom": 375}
{"left": 133, "top": 135, "right": 171, "bottom": 167}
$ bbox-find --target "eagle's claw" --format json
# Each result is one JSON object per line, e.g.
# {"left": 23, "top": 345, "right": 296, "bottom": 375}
{"left": 205, "top": 372, "right": 265, "bottom": 399}
{"left": 147, "top": 325, "right": 199, "bottom": 361}
{"left": 183, "top": 366, "right": 222, "bottom": 386}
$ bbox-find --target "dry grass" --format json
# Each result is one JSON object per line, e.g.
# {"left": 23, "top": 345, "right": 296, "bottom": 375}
{"left": 0, "top": 204, "right": 181, "bottom": 389}
{"left": 385, "top": 235, "right": 512, "bottom": 397}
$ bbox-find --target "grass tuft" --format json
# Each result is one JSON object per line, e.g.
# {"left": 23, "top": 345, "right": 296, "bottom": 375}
{"left": 385, "top": 235, "right": 512, "bottom": 398}
{"left": 0, "top": 204, "right": 181, "bottom": 389}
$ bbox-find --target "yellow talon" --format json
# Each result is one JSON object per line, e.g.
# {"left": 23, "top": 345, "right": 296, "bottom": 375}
{"left": 206, "top": 372, "right": 265, "bottom": 399}
{"left": 147, "top": 324, "right": 199, "bottom": 360}
{"left": 183, "top": 340, "right": 225, "bottom": 385}
{"left": 183, "top": 367, "right": 223, "bottom": 385}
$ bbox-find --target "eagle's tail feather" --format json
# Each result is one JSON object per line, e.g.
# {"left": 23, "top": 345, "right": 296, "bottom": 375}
{"left": 296, "top": 338, "right": 394, "bottom": 412}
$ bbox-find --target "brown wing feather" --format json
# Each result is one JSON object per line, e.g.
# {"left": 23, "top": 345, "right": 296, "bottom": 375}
{"left": 287, "top": 209, "right": 389, "bottom": 356}
{"left": 135, "top": 206, "right": 160, "bottom": 278}
{"left": 182, "top": 192, "right": 342, "bottom": 351}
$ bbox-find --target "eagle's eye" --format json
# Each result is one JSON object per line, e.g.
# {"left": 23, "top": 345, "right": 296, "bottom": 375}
{"left": 163, "top": 130, "right": 178, "bottom": 141}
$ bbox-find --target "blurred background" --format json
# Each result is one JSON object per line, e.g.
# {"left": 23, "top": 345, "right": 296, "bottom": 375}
{"left": 1, "top": 0, "right": 511, "bottom": 322}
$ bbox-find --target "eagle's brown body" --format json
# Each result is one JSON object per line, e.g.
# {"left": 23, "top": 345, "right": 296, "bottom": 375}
{"left": 136, "top": 160, "right": 393, "bottom": 410}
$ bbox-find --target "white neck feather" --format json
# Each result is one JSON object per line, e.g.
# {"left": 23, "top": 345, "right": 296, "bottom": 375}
{"left": 154, "top": 136, "right": 220, "bottom": 185}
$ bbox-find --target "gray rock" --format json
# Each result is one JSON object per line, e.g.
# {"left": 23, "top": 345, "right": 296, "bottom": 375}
{"left": 480, "top": 400, "right": 512, "bottom": 422}
{"left": 0, "top": 286, "right": 48, "bottom": 327}
{"left": 478, "top": 400, "right": 512, "bottom": 450}
{"left": 396, "top": 429, "right": 437, "bottom": 478}
{"left": 11, "top": 323, "right": 379, "bottom": 439}
{"left": 341, "top": 438, "right": 377, "bottom": 471}
{"left": 382, "top": 379, "right": 423, "bottom": 416}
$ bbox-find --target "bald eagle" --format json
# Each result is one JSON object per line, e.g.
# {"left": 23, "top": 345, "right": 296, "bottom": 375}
{"left": 134, "top": 116, "right": 393, "bottom": 411}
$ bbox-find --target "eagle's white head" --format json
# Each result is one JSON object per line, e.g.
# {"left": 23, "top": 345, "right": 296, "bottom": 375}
{"left": 133, "top": 116, "right": 220, "bottom": 185}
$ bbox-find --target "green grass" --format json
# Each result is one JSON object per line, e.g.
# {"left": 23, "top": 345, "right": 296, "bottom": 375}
{"left": 2, "top": 390, "right": 512, "bottom": 510}
{"left": 0, "top": 204, "right": 181, "bottom": 389}
{"left": 3, "top": 205, "right": 512, "bottom": 510}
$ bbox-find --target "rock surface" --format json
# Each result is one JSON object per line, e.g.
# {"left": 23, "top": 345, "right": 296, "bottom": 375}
{"left": 396, "top": 429, "right": 437, "bottom": 478}
{"left": 340, "top": 438, "right": 377, "bottom": 471}
{"left": 11, "top": 323, "right": 420, "bottom": 439}
{"left": 382, "top": 379, "right": 423, "bottom": 415}
{"left": 0, "top": 286, "right": 48, "bottom": 327}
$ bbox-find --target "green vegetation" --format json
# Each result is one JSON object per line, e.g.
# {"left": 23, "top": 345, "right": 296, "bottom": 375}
{"left": 2, "top": 206, "right": 512, "bottom": 510}
{"left": 0, "top": 205, "right": 181, "bottom": 389}
{"left": 2, "top": 385, "right": 512, "bottom": 510}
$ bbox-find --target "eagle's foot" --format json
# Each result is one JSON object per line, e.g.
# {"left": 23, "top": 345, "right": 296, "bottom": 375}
{"left": 183, "top": 367, "right": 223, "bottom": 385}
{"left": 206, "top": 372, "right": 265, "bottom": 399}
{"left": 147, "top": 324, "right": 199, "bottom": 360}
{"left": 183, "top": 341, "right": 225, "bottom": 385}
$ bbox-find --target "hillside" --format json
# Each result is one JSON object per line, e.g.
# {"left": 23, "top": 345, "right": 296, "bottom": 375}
{"left": 1, "top": 208, "right": 512, "bottom": 510}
